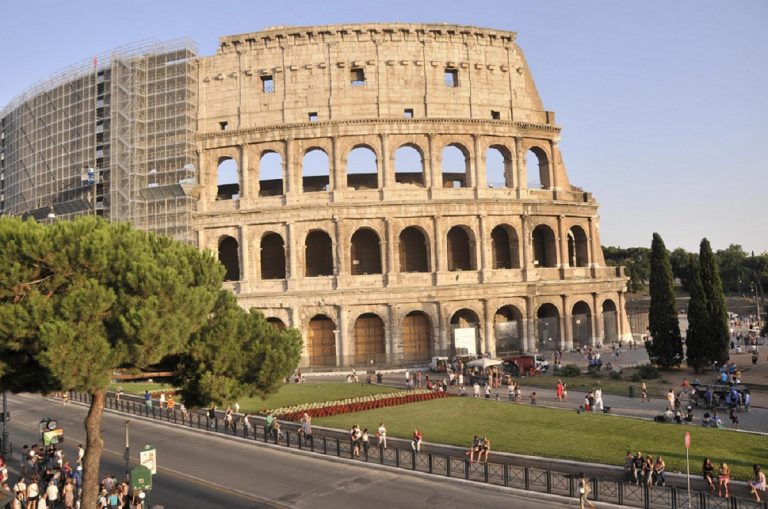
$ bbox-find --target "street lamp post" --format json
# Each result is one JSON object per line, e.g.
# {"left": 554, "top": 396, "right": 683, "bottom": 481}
{"left": 2, "top": 390, "right": 9, "bottom": 458}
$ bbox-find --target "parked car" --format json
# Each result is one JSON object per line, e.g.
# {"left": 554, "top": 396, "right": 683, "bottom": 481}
{"left": 429, "top": 356, "right": 449, "bottom": 372}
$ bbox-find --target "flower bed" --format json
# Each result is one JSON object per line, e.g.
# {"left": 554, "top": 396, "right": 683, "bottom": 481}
{"left": 262, "top": 389, "right": 454, "bottom": 421}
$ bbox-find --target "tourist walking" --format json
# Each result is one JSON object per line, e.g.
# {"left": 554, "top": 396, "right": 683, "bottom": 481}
{"left": 377, "top": 422, "right": 387, "bottom": 449}
{"left": 578, "top": 473, "right": 594, "bottom": 509}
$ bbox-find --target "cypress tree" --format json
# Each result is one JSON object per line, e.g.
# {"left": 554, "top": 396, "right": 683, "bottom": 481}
{"left": 699, "top": 238, "right": 730, "bottom": 365}
{"left": 646, "top": 233, "right": 683, "bottom": 367}
{"left": 685, "top": 255, "right": 708, "bottom": 372}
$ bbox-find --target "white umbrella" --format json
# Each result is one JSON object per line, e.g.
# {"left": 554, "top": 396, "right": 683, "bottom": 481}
{"left": 466, "top": 358, "right": 503, "bottom": 368}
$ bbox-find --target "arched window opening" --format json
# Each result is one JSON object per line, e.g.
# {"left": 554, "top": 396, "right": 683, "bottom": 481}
{"left": 266, "top": 317, "right": 287, "bottom": 330}
{"left": 567, "top": 226, "right": 589, "bottom": 267}
{"left": 260, "top": 233, "right": 286, "bottom": 280}
{"left": 308, "top": 315, "right": 336, "bottom": 366}
{"left": 486, "top": 146, "right": 512, "bottom": 188}
{"left": 536, "top": 303, "right": 560, "bottom": 351}
{"left": 571, "top": 301, "right": 592, "bottom": 348}
{"left": 350, "top": 228, "right": 382, "bottom": 275}
{"left": 447, "top": 226, "right": 474, "bottom": 271}
{"left": 354, "top": 313, "right": 386, "bottom": 365}
{"left": 399, "top": 227, "right": 429, "bottom": 273}
{"left": 494, "top": 305, "right": 524, "bottom": 355}
{"left": 526, "top": 147, "right": 551, "bottom": 189}
{"left": 347, "top": 146, "right": 378, "bottom": 190}
{"left": 394, "top": 145, "right": 424, "bottom": 187}
{"left": 532, "top": 225, "right": 557, "bottom": 268}
{"left": 302, "top": 149, "right": 330, "bottom": 193}
{"left": 216, "top": 157, "right": 240, "bottom": 200}
{"left": 218, "top": 236, "right": 240, "bottom": 281}
{"left": 402, "top": 311, "right": 432, "bottom": 362}
{"left": 602, "top": 300, "right": 619, "bottom": 342}
{"left": 441, "top": 144, "right": 469, "bottom": 188}
{"left": 305, "top": 230, "right": 334, "bottom": 277}
{"left": 491, "top": 225, "right": 520, "bottom": 269}
{"left": 450, "top": 308, "right": 481, "bottom": 356}
{"left": 259, "top": 151, "right": 283, "bottom": 197}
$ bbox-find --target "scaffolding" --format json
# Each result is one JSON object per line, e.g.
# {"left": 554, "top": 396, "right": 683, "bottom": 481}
{"left": 0, "top": 39, "right": 199, "bottom": 244}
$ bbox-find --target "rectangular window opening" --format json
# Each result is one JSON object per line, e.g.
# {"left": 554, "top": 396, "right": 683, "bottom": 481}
{"left": 350, "top": 68, "right": 366, "bottom": 86}
{"left": 308, "top": 112, "right": 318, "bottom": 122}
{"left": 404, "top": 108, "right": 414, "bottom": 118}
{"left": 261, "top": 75, "right": 274, "bottom": 93}
{"left": 444, "top": 68, "right": 459, "bottom": 88}
{"left": 491, "top": 110, "right": 500, "bottom": 120}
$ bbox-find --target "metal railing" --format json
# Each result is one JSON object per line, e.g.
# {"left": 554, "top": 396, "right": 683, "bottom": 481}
{"left": 71, "top": 391, "right": 767, "bottom": 509}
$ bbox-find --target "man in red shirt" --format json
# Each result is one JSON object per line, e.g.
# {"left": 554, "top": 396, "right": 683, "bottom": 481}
{"left": 411, "top": 429, "right": 423, "bottom": 452}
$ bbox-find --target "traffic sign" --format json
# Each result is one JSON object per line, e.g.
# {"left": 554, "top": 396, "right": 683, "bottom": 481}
{"left": 684, "top": 431, "right": 691, "bottom": 449}
{"left": 131, "top": 465, "right": 152, "bottom": 491}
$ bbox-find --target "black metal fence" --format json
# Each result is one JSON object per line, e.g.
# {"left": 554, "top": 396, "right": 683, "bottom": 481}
{"left": 73, "top": 392, "right": 767, "bottom": 509}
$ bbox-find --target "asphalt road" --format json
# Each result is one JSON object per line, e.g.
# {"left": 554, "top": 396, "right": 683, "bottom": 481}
{"left": 3, "top": 393, "right": 576, "bottom": 509}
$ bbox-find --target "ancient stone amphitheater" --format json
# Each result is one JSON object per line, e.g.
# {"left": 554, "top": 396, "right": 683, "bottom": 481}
{"left": 0, "top": 23, "right": 631, "bottom": 368}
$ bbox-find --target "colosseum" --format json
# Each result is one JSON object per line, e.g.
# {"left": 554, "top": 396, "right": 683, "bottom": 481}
{"left": 0, "top": 23, "right": 631, "bottom": 368}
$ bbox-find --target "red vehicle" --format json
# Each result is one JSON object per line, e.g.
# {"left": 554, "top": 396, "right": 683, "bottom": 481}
{"left": 503, "top": 354, "right": 549, "bottom": 376}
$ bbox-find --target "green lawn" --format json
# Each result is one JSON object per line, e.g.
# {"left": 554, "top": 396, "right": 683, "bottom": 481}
{"left": 314, "top": 397, "right": 766, "bottom": 481}
{"left": 110, "top": 382, "right": 175, "bottom": 395}
{"left": 517, "top": 375, "right": 672, "bottom": 398}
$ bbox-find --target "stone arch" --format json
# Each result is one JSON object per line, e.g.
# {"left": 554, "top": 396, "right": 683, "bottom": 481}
{"left": 571, "top": 300, "right": 592, "bottom": 348}
{"left": 259, "top": 151, "right": 283, "bottom": 197}
{"left": 305, "top": 230, "right": 334, "bottom": 277}
{"left": 441, "top": 143, "right": 470, "bottom": 188}
{"left": 490, "top": 224, "right": 520, "bottom": 269}
{"left": 485, "top": 145, "right": 513, "bottom": 188}
{"left": 218, "top": 236, "right": 240, "bottom": 281}
{"left": 216, "top": 157, "right": 240, "bottom": 200}
{"left": 346, "top": 145, "right": 379, "bottom": 190}
{"left": 307, "top": 314, "right": 336, "bottom": 366}
{"left": 260, "top": 232, "right": 286, "bottom": 280}
{"left": 402, "top": 311, "right": 432, "bottom": 362}
{"left": 532, "top": 224, "right": 557, "bottom": 268}
{"left": 350, "top": 228, "right": 382, "bottom": 275}
{"left": 302, "top": 148, "right": 330, "bottom": 193}
{"left": 399, "top": 226, "right": 430, "bottom": 273}
{"left": 394, "top": 144, "right": 425, "bottom": 187}
{"left": 353, "top": 313, "right": 386, "bottom": 365}
{"left": 266, "top": 317, "right": 287, "bottom": 330}
{"left": 494, "top": 305, "right": 524, "bottom": 355}
{"left": 450, "top": 308, "right": 482, "bottom": 355}
{"left": 526, "top": 146, "right": 551, "bottom": 189}
{"left": 567, "top": 225, "right": 589, "bottom": 267}
{"left": 602, "top": 299, "right": 619, "bottom": 342}
{"left": 446, "top": 225, "right": 476, "bottom": 271}
{"left": 536, "top": 303, "right": 561, "bottom": 351}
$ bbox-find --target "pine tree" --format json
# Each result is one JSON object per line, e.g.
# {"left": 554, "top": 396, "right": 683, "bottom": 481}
{"left": 646, "top": 233, "right": 683, "bottom": 368}
{"left": 699, "top": 238, "right": 730, "bottom": 365}
{"left": 685, "top": 255, "right": 708, "bottom": 372}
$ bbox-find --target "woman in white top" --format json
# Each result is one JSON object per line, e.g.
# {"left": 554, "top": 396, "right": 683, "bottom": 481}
{"left": 377, "top": 422, "right": 387, "bottom": 449}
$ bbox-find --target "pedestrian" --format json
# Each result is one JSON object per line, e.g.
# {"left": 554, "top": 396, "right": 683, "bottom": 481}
{"left": 166, "top": 395, "right": 175, "bottom": 415}
{"left": 116, "top": 385, "right": 123, "bottom": 402}
{"left": 224, "top": 407, "right": 234, "bottom": 431}
{"left": 750, "top": 464, "right": 766, "bottom": 502}
{"left": 578, "top": 472, "right": 594, "bottom": 509}
{"left": 159, "top": 392, "right": 166, "bottom": 409}
{"left": 300, "top": 413, "right": 312, "bottom": 444}
{"left": 27, "top": 476, "right": 40, "bottom": 508}
{"left": 653, "top": 456, "right": 666, "bottom": 486}
{"left": 728, "top": 406, "right": 739, "bottom": 429}
{"left": 703, "top": 458, "right": 716, "bottom": 493}
{"left": 361, "top": 428, "right": 370, "bottom": 456}
{"left": 61, "top": 479, "right": 75, "bottom": 509}
{"left": 641, "top": 382, "right": 649, "bottom": 402}
{"left": 244, "top": 413, "right": 253, "bottom": 434}
{"left": 562, "top": 382, "right": 568, "bottom": 402}
{"left": 718, "top": 462, "right": 730, "bottom": 498}
{"left": 666, "top": 389, "right": 675, "bottom": 410}
{"left": 234, "top": 401, "right": 240, "bottom": 414}
{"left": 411, "top": 429, "right": 422, "bottom": 452}
{"left": 377, "top": 422, "right": 387, "bottom": 449}
{"left": 530, "top": 392, "right": 537, "bottom": 405}
{"left": 508, "top": 384, "right": 514, "bottom": 401}
{"left": 556, "top": 380, "right": 564, "bottom": 402}
{"left": 208, "top": 405, "right": 217, "bottom": 428}
{"left": 144, "top": 390, "right": 151, "bottom": 408}
{"left": 350, "top": 425, "right": 361, "bottom": 457}
{"left": 633, "top": 452, "right": 644, "bottom": 485}
{"left": 44, "top": 480, "right": 58, "bottom": 507}
{"left": 473, "top": 382, "right": 480, "bottom": 398}
{"left": 484, "top": 385, "right": 491, "bottom": 399}
{"left": 593, "top": 386, "right": 603, "bottom": 412}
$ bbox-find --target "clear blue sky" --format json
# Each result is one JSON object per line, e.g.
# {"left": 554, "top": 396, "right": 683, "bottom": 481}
{"left": 2, "top": 0, "right": 766, "bottom": 254}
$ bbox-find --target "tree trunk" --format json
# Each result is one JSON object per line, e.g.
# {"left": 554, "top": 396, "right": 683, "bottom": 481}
{"left": 81, "top": 390, "right": 106, "bottom": 508}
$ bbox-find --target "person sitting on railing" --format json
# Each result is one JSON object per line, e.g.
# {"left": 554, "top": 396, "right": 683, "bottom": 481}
{"left": 653, "top": 456, "right": 666, "bottom": 486}
{"left": 411, "top": 429, "right": 422, "bottom": 452}
{"left": 468, "top": 435, "right": 481, "bottom": 464}
{"left": 718, "top": 462, "right": 730, "bottom": 498}
{"left": 702, "top": 458, "right": 716, "bottom": 493}
{"left": 750, "top": 464, "right": 766, "bottom": 502}
{"left": 478, "top": 437, "right": 491, "bottom": 464}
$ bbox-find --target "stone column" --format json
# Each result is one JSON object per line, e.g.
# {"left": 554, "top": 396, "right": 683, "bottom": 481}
{"left": 618, "top": 291, "right": 631, "bottom": 341}
{"left": 284, "top": 138, "right": 297, "bottom": 203}
{"left": 386, "top": 304, "right": 396, "bottom": 364}
{"left": 588, "top": 215, "right": 599, "bottom": 268}
{"left": 286, "top": 222, "right": 300, "bottom": 289}
{"left": 558, "top": 215, "right": 569, "bottom": 269}
{"left": 592, "top": 293, "right": 603, "bottom": 347}
{"left": 337, "top": 305, "right": 348, "bottom": 367}
{"left": 198, "top": 149, "right": 210, "bottom": 212}
{"left": 334, "top": 216, "right": 345, "bottom": 278}
{"left": 433, "top": 215, "right": 444, "bottom": 273}
{"left": 384, "top": 217, "right": 396, "bottom": 286}
{"left": 483, "top": 299, "right": 494, "bottom": 356}
{"left": 478, "top": 214, "right": 490, "bottom": 282}
{"left": 239, "top": 225, "right": 250, "bottom": 292}
{"left": 549, "top": 139, "right": 559, "bottom": 190}
{"left": 515, "top": 137, "right": 527, "bottom": 198}
{"left": 380, "top": 134, "right": 391, "bottom": 189}
{"left": 427, "top": 134, "right": 438, "bottom": 192}
{"left": 525, "top": 296, "right": 535, "bottom": 352}
{"left": 520, "top": 214, "right": 530, "bottom": 281}
{"left": 561, "top": 295, "right": 572, "bottom": 350}
{"left": 472, "top": 134, "right": 484, "bottom": 190}
{"left": 240, "top": 144, "right": 249, "bottom": 201}
{"left": 332, "top": 137, "right": 343, "bottom": 196}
